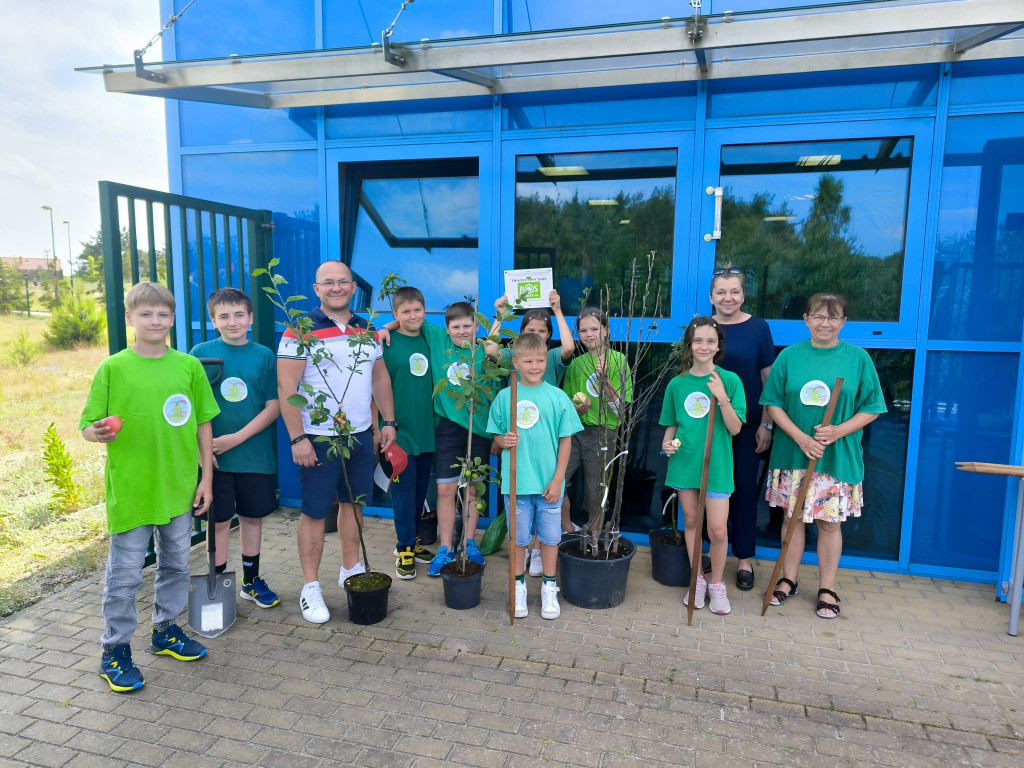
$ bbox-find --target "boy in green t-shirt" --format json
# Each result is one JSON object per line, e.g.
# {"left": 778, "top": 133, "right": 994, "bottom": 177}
{"left": 378, "top": 287, "right": 436, "bottom": 580}
{"left": 190, "top": 288, "right": 280, "bottom": 608}
{"left": 487, "top": 333, "right": 583, "bottom": 619}
{"left": 80, "top": 283, "right": 219, "bottom": 693}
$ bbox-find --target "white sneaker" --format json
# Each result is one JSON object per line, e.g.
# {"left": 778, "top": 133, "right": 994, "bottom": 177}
{"left": 299, "top": 582, "right": 330, "bottom": 624}
{"left": 528, "top": 548, "right": 543, "bottom": 577}
{"left": 540, "top": 580, "right": 560, "bottom": 620}
{"left": 683, "top": 573, "right": 707, "bottom": 609}
{"left": 514, "top": 580, "right": 528, "bottom": 618}
{"left": 709, "top": 581, "right": 732, "bottom": 615}
{"left": 338, "top": 562, "right": 366, "bottom": 587}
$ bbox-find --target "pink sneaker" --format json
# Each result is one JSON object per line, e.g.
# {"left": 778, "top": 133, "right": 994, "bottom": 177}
{"left": 709, "top": 581, "right": 732, "bottom": 615}
{"left": 683, "top": 573, "right": 707, "bottom": 609}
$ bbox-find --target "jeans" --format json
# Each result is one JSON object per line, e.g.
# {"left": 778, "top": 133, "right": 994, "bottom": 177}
{"left": 505, "top": 494, "right": 563, "bottom": 547}
{"left": 391, "top": 452, "right": 433, "bottom": 550}
{"left": 100, "top": 511, "right": 193, "bottom": 648}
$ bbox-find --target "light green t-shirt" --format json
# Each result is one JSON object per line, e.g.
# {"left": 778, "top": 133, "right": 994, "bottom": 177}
{"left": 760, "top": 340, "right": 887, "bottom": 485}
{"left": 381, "top": 329, "right": 435, "bottom": 455}
{"left": 562, "top": 349, "right": 633, "bottom": 430}
{"left": 80, "top": 348, "right": 220, "bottom": 534}
{"left": 422, "top": 321, "right": 494, "bottom": 439}
{"left": 189, "top": 338, "right": 277, "bottom": 475}
{"left": 486, "top": 381, "right": 583, "bottom": 495}
{"left": 659, "top": 368, "right": 746, "bottom": 494}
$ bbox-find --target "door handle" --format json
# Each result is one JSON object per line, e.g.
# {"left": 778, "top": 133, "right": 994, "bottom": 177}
{"left": 703, "top": 186, "right": 723, "bottom": 242}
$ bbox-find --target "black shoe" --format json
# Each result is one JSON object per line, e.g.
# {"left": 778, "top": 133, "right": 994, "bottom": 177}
{"left": 735, "top": 568, "right": 755, "bottom": 591}
{"left": 701, "top": 555, "right": 712, "bottom": 574}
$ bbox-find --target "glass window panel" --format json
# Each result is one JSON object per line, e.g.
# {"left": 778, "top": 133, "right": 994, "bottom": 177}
{"left": 506, "top": 0, "right": 678, "bottom": 31}
{"left": 717, "top": 137, "right": 911, "bottom": 322}
{"left": 930, "top": 114, "right": 1024, "bottom": 342}
{"left": 911, "top": 352, "right": 1019, "bottom": 572}
{"left": 708, "top": 66, "right": 938, "bottom": 119}
{"left": 180, "top": 102, "right": 317, "bottom": 146}
{"left": 514, "top": 148, "right": 676, "bottom": 316}
{"left": 949, "top": 59, "right": 1024, "bottom": 106}
{"left": 173, "top": 0, "right": 315, "bottom": 59}
{"left": 323, "top": 0, "right": 492, "bottom": 48}
{"left": 504, "top": 84, "right": 696, "bottom": 129}
{"left": 345, "top": 160, "right": 480, "bottom": 313}
{"left": 325, "top": 98, "right": 491, "bottom": 139}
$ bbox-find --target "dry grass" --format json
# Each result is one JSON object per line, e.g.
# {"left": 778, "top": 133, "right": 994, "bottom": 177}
{"left": 0, "top": 314, "right": 111, "bottom": 616}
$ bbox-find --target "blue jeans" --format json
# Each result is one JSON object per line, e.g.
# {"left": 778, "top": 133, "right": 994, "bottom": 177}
{"left": 391, "top": 452, "right": 433, "bottom": 550}
{"left": 504, "top": 494, "right": 563, "bottom": 547}
{"left": 101, "top": 511, "right": 193, "bottom": 648}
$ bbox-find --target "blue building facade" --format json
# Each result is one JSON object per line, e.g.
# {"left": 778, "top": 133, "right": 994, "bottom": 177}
{"left": 156, "top": 1, "right": 1024, "bottom": 592}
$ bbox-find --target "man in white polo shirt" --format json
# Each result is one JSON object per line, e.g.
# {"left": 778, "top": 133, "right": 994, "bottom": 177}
{"left": 278, "top": 260, "right": 398, "bottom": 624}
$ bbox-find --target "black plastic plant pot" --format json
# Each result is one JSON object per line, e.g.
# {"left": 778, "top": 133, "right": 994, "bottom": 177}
{"left": 440, "top": 561, "right": 484, "bottom": 610}
{"left": 649, "top": 529, "right": 692, "bottom": 587}
{"left": 344, "top": 572, "right": 392, "bottom": 625}
{"left": 417, "top": 511, "right": 438, "bottom": 545}
{"left": 557, "top": 537, "right": 636, "bottom": 609}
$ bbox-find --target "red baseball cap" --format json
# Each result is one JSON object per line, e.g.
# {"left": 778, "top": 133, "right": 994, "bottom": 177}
{"left": 378, "top": 443, "right": 409, "bottom": 483}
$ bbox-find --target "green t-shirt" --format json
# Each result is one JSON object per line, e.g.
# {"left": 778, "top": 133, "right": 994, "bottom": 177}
{"left": 189, "top": 338, "right": 277, "bottom": 475}
{"left": 760, "top": 340, "right": 887, "bottom": 485}
{"left": 381, "top": 329, "right": 435, "bottom": 455}
{"left": 562, "top": 349, "right": 633, "bottom": 430}
{"left": 659, "top": 368, "right": 747, "bottom": 494}
{"left": 422, "top": 321, "right": 494, "bottom": 439}
{"left": 79, "top": 348, "right": 220, "bottom": 534}
{"left": 486, "top": 381, "right": 583, "bottom": 495}
{"left": 498, "top": 346, "right": 568, "bottom": 387}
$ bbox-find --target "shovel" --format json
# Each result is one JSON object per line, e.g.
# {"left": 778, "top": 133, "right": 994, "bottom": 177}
{"left": 188, "top": 513, "right": 236, "bottom": 638}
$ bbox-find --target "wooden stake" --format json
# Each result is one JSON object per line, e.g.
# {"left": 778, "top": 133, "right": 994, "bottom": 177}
{"left": 761, "top": 377, "right": 844, "bottom": 617}
{"left": 508, "top": 374, "right": 519, "bottom": 625}
{"left": 686, "top": 395, "right": 717, "bottom": 627}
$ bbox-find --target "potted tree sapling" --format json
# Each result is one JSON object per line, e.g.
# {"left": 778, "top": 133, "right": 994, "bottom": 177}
{"left": 257, "top": 258, "right": 392, "bottom": 625}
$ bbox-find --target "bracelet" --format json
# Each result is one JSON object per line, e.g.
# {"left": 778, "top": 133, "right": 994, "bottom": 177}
{"left": 290, "top": 435, "right": 308, "bottom": 446}
{"left": 382, "top": 420, "right": 398, "bottom": 428}
{"left": 760, "top": 423, "right": 774, "bottom": 431}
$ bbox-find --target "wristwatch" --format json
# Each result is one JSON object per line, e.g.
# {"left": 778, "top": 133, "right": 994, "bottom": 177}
{"left": 760, "top": 423, "right": 774, "bottom": 431}
{"left": 290, "top": 435, "right": 308, "bottom": 445}
{"left": 382, "top": 420, "right": 398, "bottom": 428}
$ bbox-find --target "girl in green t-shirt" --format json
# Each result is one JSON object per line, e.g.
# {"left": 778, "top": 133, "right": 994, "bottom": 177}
{"left": 661, "top": 317, "right": 745, "bottom": 616}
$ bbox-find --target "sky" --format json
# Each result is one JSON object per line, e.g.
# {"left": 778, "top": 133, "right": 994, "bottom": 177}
{"left": 0, "top": 1, "right": 168, "bottom": 271}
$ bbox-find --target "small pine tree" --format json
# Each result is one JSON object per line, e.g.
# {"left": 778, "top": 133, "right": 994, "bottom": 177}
{"left": 43, "top": 291, "right": 107, "bottom": 349}
{"left": 42, "top": 423, "right": 81, "bottom": 514}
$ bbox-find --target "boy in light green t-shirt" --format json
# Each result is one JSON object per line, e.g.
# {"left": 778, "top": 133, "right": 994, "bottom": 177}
{"left": 80, "top": 283, "right": 219, "bottom": 693}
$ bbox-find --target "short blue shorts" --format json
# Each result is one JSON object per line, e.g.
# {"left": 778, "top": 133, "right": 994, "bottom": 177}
{"left": 676, "top": 487, "right": 731, "bottom": 501}
{"left": 504, "top": 494, "right": 562, "bottom": 547}
{"left": 300, "top": 430, "right": 375, "bottom": 519}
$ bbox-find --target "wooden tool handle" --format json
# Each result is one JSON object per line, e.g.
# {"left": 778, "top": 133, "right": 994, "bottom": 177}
{"left": 956, "top": 462, "right": 1024, "bottom": 478}
{"left": 508, "top": 374, "right": 518, "bottom": 625}
{"left": 686, "top": 396, "right": 717, "bottom": 627}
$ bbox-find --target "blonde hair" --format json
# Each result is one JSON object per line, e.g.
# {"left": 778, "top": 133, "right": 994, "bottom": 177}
{"left": 125, "top": 282, "right": 175, "bottom": 312}
{"left": 512, "top": 332, "right": 547, "bottom": 357}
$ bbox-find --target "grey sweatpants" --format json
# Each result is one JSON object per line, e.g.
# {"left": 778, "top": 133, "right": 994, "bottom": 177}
{"left": 565, "top": 424, "right": 616, "bottom": 521}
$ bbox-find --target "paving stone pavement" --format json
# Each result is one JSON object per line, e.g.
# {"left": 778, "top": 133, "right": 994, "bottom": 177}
{"left": 1, "top": 508, "right": 1023, "bottom": 768}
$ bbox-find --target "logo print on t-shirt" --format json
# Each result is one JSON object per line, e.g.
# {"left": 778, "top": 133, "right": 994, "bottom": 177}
{"left": 409, "top": 353, "right": 428, "bottom": 377}
{"left": 447, "top": 362, "right": 470, "bottom": 388}
{"left": 516, "top": 400, "right": 540, "bottom": 430}
{"left": 585, "top": 372, "right": 601, "bottom": 398}
{"left": 220, "top": 377, "right": 248, "bottom": 403}
{"left": 800, "top": 380, "right": 831, "bottom": 407}
{"left": 163, "top": 394, "right": 192, "bottom": 426}
{"left": 684, "top": 392, "right": 711, "bottom": 419}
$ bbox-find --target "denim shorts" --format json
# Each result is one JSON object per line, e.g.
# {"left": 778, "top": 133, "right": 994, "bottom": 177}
{"left": 676, "top": 487, "right": 731, "bottom": 500}
{"left": 300, "top": 430, "right": 375, "bottom": 519}
{"left": 504, "top": 494, "right": 562, "bottom": 547}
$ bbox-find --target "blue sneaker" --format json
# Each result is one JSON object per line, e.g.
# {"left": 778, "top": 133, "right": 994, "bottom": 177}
{"left": 149, "top": 624, "right": 207, "bottom": 661}
{"left": 465, "top": 539, "right": 485, "bottom": 565}
{"left": 99, "top": 645, "right": 144, "bottom": 693}
{"left": 240, "top": 577, "right": 280, "bottom": 608}
{"left": 427, "top": 546, "right": 454, "bottom": 577}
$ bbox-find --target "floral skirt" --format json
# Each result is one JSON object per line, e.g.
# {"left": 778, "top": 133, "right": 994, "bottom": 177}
{"left": 765, "top": 469, "right": 863, "bottom": 524}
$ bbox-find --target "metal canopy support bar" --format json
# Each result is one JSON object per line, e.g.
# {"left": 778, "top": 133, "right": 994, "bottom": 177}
{"left": 79, "top": 0, "right": 1024, "bottom": 108}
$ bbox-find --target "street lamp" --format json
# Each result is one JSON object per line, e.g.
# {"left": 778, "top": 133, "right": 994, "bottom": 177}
{"left": 62, "top": 220, "right": 74, "bottom": 288}
{"left": 41, "top": 205, "right": 59, "bottom": 302}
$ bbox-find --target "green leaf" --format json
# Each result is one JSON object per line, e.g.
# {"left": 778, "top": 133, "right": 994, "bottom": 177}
{"left": 252, "top": 268, "right": 267, "bottom": 277}
{"left": 285, "top": 294, "right": 307, "bottom": 303}
{"left": 474, "top": 312, "right": 490, "bottom": 327}
{"left": 498, "top": 328, "right": 517, "bottom": 338}
{"left": 268, "top": 257, "right": 280, "bottom": 267}
{"left": 261, "top": 286, "right": 276, "bottom": 295}
{"left": 272, "top": 274, "right": 288, "bottom": 285}
{"left": 287, "top": 394, "right": 308, "bottom": 408}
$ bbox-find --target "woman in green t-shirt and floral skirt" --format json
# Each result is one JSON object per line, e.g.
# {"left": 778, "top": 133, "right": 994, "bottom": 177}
{"left": 760, "top": 293, "right": 887, "bottom": 619}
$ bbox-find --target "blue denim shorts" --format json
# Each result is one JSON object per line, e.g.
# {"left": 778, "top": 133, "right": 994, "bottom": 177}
{"left": 300, "top": 430, "right": 375, "bottom": 519}
{"left": 504, "top": 494, "right": 562, "bottom": 547}
{"left": 676, "top": 487, "right": 731, "bottom": 500}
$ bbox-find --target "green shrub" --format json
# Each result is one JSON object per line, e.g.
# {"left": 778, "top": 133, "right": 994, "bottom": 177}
{"left": 6, "top": 329, "right": 39, "bottom": 367}
{"left": 42, "top": 423, "right": 81, "bottom": 514}
{"left": 43, "top": 292, "right": 106, "bottom": 349}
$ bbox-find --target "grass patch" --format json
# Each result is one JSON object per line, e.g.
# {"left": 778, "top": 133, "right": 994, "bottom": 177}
{"left": 0, "top": 314, "right": 110, "bottom": 617}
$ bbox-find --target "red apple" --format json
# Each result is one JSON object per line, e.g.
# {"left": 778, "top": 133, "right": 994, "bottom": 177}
{"left": 103, "top": 415, "right": 124, "bottom": 433}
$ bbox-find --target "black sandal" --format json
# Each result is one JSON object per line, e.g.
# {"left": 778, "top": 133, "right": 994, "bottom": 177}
{"left": 769, "top": 577, "right": 798, "bottom": 606}
{"left": 816, "top": 588, "right": 841, "bottom": 619}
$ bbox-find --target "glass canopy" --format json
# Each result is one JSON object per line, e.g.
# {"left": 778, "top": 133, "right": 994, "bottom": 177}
{"left": 77, "top": 0, "right": 1024, "bottom": 108}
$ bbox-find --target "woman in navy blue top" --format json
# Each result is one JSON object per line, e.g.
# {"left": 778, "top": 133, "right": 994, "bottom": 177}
{"left": 710, "top": 267, "right": 776, "bottom": 591}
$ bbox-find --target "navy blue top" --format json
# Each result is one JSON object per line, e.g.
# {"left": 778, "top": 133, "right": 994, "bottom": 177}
{"left": 718, "top": 315, "right": 775, "bottom": 429}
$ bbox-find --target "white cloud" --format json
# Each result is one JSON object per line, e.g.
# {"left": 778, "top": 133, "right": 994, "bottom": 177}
{"left": 0, "top": 1, "right": 167, "bottom": 268}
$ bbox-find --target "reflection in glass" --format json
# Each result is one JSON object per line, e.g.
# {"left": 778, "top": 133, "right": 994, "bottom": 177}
{"left": 717, "top": 138, "right": 911, "bottom": 322}
{"left": 344, "top": 159, "right": 479, "bottom": 313}
{"left": 325, "top": 98, "right": 491, "bottom": 139}
{"left": 754, "top": 347, "right": 912, "bottom": 561}
{"left": 514, "top": 149, "right": 676, "bottom": 315}
{"left": 930, "top": 115, "right": 1024, "bottom": 342}
{"left": 504, "top": 84, "right": 696, "bottom": 130}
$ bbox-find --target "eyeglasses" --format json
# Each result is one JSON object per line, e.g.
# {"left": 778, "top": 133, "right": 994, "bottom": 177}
{"left": 807, "top": 314, "right": 845, "bottom": 324}
{"left": 712, "top": 267, "right": 742, "bottom": 276}
{"left": 316, "top": 279, "right": 353, "bottom": 289}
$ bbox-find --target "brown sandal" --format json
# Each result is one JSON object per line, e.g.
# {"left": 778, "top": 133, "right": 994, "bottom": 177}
{"left": 816, "top": 588, "right": 841, "bottom": 618}
{"left": 769, "top": 577, "right": 798, "bottom": 606}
